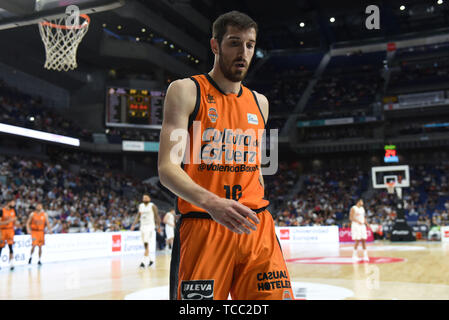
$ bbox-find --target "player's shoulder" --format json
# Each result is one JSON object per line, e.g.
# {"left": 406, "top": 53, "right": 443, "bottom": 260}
{"left": 164, "top": 77, "right": 198, "bottom": 115}
{"left": 250, "top": 89, "right": 268, "bottom": 105}
{"left": 250, "top": 89, "right": 269, "bottom": 123}
{"left": 167, "top": 77, "right": 197, "bottom": 96}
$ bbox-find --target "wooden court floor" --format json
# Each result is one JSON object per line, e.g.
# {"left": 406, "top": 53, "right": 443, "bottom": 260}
{"left": 0, "top": 240, "right": 448, "bottom": 300}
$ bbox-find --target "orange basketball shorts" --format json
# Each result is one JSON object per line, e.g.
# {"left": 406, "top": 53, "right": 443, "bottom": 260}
{"left": 0, "top": 228, "right": 15, "bottom": 247}
{"left": 31, "top": 230, "right": 45, "bottom": 246}
{"left": 170, "top": 209, "right": 294, "bottom": 300}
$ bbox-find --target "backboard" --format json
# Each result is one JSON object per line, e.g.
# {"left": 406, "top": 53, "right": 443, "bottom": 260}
{"left": 371, "top": 165, "right": 410, "bottom": 189}
{"left": 0, "top": 0, "right": 124, "bottom": 30}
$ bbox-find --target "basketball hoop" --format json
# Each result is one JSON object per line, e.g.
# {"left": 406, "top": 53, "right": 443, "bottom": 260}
{"left": 386, "top": 181, "right": 396, "bottom": 194}
{"left": 38, "top": 14, "right": 90, "bottom": 71}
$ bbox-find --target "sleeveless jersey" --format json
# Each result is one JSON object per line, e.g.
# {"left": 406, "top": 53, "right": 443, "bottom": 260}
{"left": 0, "top": 208, "right": 15, "bottom": 230}
{"left": 139, "top": 202, "right": 156, "bottom": 228}
{"left": 177, "top": 73, "right": 269, "bottom": 215}
{"left": 351, "top": 205, "right": 365, "bottom": 224}
{"left": 31, "top": 211, "right": 47, "bottom": 231}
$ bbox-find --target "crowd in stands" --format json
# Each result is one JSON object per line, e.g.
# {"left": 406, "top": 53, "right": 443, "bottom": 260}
{"left": 2, "top": 148, "right": 449, "bottom": 241}
{"left": 305, "top": 64, "right": 383, "bottom": 114}
{"left": 261, "top": 65, "right": 313, "bottom": 114}
{"left": 273, "top": 167, "right": 368, "bottom": 227}
{"left": 389, "top": 56, "right": 449, "bottom": 90}
{"left": 105, "top": 127, "right": 160, "bottom": 143}
{"left": 0, "top": 80, "right": 93, "bottom": 142}
{"left": 386, "top": 120, "right": 449, "bottom": 138}
{"left": 269, "top": 161, "right": 449, "bottom": 240}
{"left": 298, "top": 125, "right": 374, "bottom": 142}
{"left": 0, "top": 152, "right": 160, "bottom": 235}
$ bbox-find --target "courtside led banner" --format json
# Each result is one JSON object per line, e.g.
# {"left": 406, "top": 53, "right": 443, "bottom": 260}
{"left": 0, "top": 232, "right": 145, "bottom": 267}
{"left": 0, "top": 123, "right": 80, "bottom": 147}
{"left": 122, "top": 140, "right": 159, "bottom": 152}
{"left": 441, "top": 226, "right": 449, "bottom": 243}
{"left": 275, "top": 226, "right": 339, "bottom": 244}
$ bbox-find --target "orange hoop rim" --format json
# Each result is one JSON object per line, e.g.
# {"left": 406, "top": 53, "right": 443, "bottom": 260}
{"left": 39, "top": 14, "right": 90, "bottom": 30}
{"left": 386, "top": 181, "right": 396, "bottom": 193}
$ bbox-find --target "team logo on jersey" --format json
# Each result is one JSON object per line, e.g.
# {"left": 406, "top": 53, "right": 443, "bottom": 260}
{"left": 181, "top": 280, "right": 214, "bottom": 300}
{"left": 207, "top": 107, "right": 218, "bottom": 123}
{"left": 283, "top": 290, "right": 294, "bottom": 300}
{"left": 206, "top": 94, "right": 216, "bottom": 104}
{"left": 247, "top": 113, "right": 259, "bottom": 125}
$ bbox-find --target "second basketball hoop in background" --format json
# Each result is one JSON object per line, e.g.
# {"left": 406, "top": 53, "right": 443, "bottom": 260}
{"left": 38, "top": 10, "right": 90, "bottom": 71}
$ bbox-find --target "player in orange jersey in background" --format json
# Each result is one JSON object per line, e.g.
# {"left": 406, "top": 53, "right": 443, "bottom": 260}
{"left": 0, "top": 199, "right": 17, "bottom": 271}
{"left": 27, "top": 203, "right": 52, "bottom": 266}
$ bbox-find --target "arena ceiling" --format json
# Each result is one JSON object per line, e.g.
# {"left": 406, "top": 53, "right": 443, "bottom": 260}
{"left": 0, "top": 0, "right": 447, "bottom": 91}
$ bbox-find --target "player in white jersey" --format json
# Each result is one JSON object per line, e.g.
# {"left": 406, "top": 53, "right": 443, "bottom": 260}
{"left": 131, "top": 194, "right": 161, "bottom": 268}
{"left": 163, "top": 209, "right": 176, "bottom": 251}
{"left": 350, "top": 199, "right": 369, "bottom": 262}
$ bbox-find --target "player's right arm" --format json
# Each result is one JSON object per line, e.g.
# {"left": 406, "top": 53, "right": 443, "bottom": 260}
{"left": 158, "top": 79, "right": 259, "bottom": 235}
{"left": 130, "top": 211, "right": 141, "bottom": 231}
{"left": 349, "top": 207, "right": 361, "bottom": 225}
{"left": 26, "top": 212, "right": 34, "bottom": 234}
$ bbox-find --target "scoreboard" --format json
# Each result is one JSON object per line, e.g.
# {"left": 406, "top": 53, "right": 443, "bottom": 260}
{"left": 105, "top": 87, "right": 164, "bottom": 129}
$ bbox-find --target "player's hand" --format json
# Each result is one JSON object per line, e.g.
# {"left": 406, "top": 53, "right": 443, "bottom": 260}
{"left": 204, "top": 197, "right": 260, "bottom": 234}
{"left": 130, "top": 225, "right": 135, "bottom": 231}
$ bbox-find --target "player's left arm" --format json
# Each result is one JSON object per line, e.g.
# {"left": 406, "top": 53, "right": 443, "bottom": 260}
{"left": 26, "top": 212, "right": 34, "bottom": 234}
{"left": 153, "top": 205, "right": 161, "bottom": 229}
{"left": 253, "top": 91, "right": 269, "bottom": 189}
{"left": 45, "top": 213, "right": 52, "bottom": 234}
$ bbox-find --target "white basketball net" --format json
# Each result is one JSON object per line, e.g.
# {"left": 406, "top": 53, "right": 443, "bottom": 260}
{"left": 38, "top": 15, "right": 90, "bottom": 71}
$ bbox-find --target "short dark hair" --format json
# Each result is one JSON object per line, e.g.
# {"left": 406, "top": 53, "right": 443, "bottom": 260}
{"left": 212, "top": 11, "right": 258, "bottom": 45}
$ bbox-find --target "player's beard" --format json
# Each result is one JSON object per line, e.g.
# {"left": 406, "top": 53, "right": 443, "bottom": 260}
{"left": 218, "top": 46, "right": 248, "bottom": 83}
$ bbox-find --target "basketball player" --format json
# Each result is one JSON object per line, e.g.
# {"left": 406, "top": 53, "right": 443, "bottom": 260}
{"left": 350, "top": 199, "right": 369, "bottom": 262}
{"left": 163, "top": 209, "right": 176, "bottom": 251}
{"left": 0, "top": 199, "right": 17, "bottom": 271}
{"left": 26, "top": 203, "right": 52, "bottom": 266}
{"left": 158, "top": 11, "right": 294, "bottom": 300}
{"left": 131, "top": 194, "right": 161, "bottom": 268}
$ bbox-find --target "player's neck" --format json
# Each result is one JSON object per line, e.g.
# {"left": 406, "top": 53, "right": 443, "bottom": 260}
{"left": 208, "top": 68, "right": 242, "bottom": 95}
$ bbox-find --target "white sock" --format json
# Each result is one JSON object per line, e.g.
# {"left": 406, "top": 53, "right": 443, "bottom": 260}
{"left": 142, "top": 255, "right": 150, "bottom": 265}
{"left": 363, "top": 250, "right": 368, "bottom": 257}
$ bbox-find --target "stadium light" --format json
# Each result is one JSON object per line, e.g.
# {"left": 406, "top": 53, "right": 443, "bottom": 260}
{"left": 0, "top": 123, "right": 80, "bottom": 147}
{"left": 400, "top": 5, "right": 406, "bottom": 10}
{"left": 437, "top": 0, "right": 443, "bottom": 4}
{"left": 329, "top": 17, "right": 335, "bottom": 23}
{"left": 299, "top": 22, "right": 305, "bottom": 27}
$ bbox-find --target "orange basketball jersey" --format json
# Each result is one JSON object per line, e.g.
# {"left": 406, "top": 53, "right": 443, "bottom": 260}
{"left": 176, "top": 73, "right": 269, "bottom": 215}
{"left": 31, "top": 211, "right": 47, "bottom": 231}
{"left": 0, "top": 208, "right": 16, "bottom": 230}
